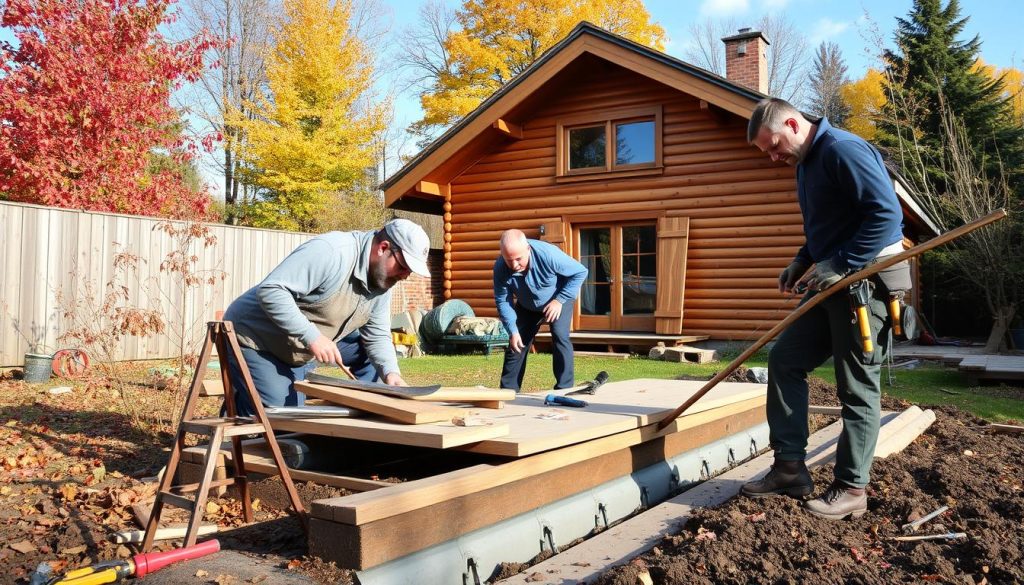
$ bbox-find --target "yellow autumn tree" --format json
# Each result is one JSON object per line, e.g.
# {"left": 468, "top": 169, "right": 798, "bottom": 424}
{"left": 414, "top": 0, "right": 666, "bottom": 135}
{"left": 1001, "top": 66, "right": 1024, "bottom": 124}
{"left": 840, "top": 68, "right": 886, "bottom": 141}
{"left": 973, "top": 58, "right": 1024, "bottom": 126}
{"left": 231, "top": 0, "right": 388, "bottom": 232}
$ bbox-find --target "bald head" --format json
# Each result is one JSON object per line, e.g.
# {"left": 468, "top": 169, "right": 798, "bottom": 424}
{"left": 499, "top": 229, "right": 531, "bottom": 273}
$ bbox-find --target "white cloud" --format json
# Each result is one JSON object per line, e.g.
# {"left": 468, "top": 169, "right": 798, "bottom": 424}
{"left": 699, "top": 0, "right": 751, "bottom": 18}
{"left": 808, "top": 17, "right": 851, "bottom": 46}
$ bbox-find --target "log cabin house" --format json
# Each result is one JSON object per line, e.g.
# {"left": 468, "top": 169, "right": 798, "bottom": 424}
{"left": 382, "top": 23, "right": 938, "bottom": 344}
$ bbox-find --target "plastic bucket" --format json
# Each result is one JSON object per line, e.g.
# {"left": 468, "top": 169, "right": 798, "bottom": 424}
{"left": 23, "top": 353, "right": 54, "bottom": 383}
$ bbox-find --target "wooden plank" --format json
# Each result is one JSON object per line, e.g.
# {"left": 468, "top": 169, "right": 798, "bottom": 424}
{"left": 462, "top": 379, "right": 765, "bottom": 456}
{"left": 295, "top": 382, "right": 463, "bottom": 425}
{"left": 309, "top": 404, "right": 767, "bottom": 569}
{"left": 319, "top": 389, "right": 768, "bottom": 526}
{"left": 655, "top": 216, "right": 688, "bottom": 334}
{"left": 269, "top": 415, "right": 510, "bottom": 449}
{"left": 201, "top": 379, "right": 224, "bottom": 396}
{"left": 304, "top": 373, "right": 516, "bottom": 402}
{"left": 492, "top": 118, "right": 523, "bottom": 139}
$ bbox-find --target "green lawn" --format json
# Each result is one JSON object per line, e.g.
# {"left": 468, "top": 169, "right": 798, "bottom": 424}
{"left": 394, "top": 351, "right": 1024, "bottom": 423}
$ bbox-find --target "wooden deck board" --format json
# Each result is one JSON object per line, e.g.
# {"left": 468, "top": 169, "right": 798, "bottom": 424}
{"left": 461, "top": 379, "right": 766, "bottom": 456}
{"left": 295, "top": 381, "right": 464, "bottom": 425}
{"left": 958, "top": 354, "right": 1024, "bottom": 383}
{"left": 269, "top": 415, "right": 511, "bottom": 449}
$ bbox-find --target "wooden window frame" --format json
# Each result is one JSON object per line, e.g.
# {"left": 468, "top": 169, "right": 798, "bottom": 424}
{"left": 555, "top": 105, "right": 663, "bottom": 183}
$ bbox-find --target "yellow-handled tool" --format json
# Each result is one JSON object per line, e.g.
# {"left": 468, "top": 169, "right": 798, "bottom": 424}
{"left": 848, "top": 280, "right": 875, "bottom": 354}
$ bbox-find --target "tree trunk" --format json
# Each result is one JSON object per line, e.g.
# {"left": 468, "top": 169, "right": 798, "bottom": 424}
{"left": 983, "top": 305, "right": 1016, "bottom": 353}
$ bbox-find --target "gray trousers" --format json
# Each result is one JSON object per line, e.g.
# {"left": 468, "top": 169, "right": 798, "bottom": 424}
{"left": 767, "top": 281, "right": 891, "bottom": 488}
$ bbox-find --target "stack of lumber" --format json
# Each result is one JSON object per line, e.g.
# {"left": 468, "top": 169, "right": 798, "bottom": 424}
{"left": 296, "top": 377, "right": 515, "bottom": 425}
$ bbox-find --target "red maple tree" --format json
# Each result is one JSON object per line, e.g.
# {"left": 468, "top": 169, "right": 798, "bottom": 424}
{"left": 0, "top": 0, "right": 218, "bottom": 218}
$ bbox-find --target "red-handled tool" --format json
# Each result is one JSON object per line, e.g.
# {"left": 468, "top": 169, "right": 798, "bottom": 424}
{"left": 44, "top": 540, "right": 220, "bottom": 584}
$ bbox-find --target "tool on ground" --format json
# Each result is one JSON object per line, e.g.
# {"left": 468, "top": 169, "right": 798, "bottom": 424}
{"left": 848, "top": 280, "right": 876, "bottom": 354}
{"left": 38, "top": 539, "right": 220, "bottom": 584}
{"left": 889, "top": 531, "right": 966, "bottom": 542}
{"left": 901, "top": 505, "right": 949, "bottom": 533}
{"left": 142, "top": 321, "right": 308, "bottom": 552}
{"left": 544, "top": 394, "right": 588, "bottom": 408}
{"left": 655, "top": 209, "right": 1008, "bottom": 431}
{"left": 521, "top": 371, "right": 610, "bottom": 408}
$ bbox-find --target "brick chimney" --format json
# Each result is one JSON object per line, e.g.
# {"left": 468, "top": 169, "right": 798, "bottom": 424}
{"left": 721, "top": 28, "right": 770, "bottom": 94}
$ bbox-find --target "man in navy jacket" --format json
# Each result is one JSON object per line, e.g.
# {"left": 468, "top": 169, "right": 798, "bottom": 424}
{"left": 493, "top": 229, "right": 587, "bottom": 391}
{"left": 741, "top": 98, "right": 910, "bottom": 520}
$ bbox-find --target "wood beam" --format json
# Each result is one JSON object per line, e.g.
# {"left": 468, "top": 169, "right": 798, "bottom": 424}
{"left": 700, "top": 99, "right": 730, "bottom": 125}
{"left": 491, "top": 118, "right": 523, "bottom": 139}
{"left": 414, "top": 181, "right": 443, "bottom": 197}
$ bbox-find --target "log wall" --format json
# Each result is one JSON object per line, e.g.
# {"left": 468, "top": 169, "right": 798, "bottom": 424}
{"left": 446, "top": 66, "right": 801, "bottom": 339}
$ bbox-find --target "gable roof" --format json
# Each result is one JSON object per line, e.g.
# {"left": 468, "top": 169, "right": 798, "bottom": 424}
{"left": 382, "top": 22, "right": 766, "bottom": 210}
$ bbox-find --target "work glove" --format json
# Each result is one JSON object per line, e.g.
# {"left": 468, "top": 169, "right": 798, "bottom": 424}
{"left": 800, "top": 257, "right": 847, "bottom": 292}
{"left": 778, "top": 261, "right": 809, "bottom": 293}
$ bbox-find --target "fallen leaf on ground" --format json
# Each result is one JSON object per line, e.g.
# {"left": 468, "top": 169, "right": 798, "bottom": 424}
{"left": 9, "top": 540, "right": 37, "bottom": 554}
{"left": 213, "top": 574, "right": 237, "bottom": 584}
{"left": 285, "top": 559, "right": 302, "bottom": 570}
{"left": 248, "top": 575, "right": 268, "bottom": 583}
{"left": 61, "top": 545, "right": 88, "bottom": 556}
{"left": 196, "top": 569, "right": 209, "bottom": 577}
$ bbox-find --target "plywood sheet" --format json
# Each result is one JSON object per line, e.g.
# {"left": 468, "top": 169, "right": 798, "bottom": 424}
{"left": 461, "top": 379, "right": 766, "bottom": 456}
{"left": 295, "top": 381, "right": 462, "bottom": 425}
{"left": 269, "top": 415, "right": 510, "bottom": 449}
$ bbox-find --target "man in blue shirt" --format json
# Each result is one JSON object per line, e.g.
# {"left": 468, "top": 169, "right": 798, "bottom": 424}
{"left": 223, "top": 219, "right": 431, "bottom": 416}
{"left": 493, "top": 229, "right": 588, "bottom": 390}
{"left": 740, "top": 98, "right": 911, "bottom": 520}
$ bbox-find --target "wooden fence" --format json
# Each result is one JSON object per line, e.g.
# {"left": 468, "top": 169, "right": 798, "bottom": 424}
{"left": 0, "top": 201, "right": 439, "bottom": 367}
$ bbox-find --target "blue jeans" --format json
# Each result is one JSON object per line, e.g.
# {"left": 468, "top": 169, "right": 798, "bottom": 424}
{"left": 226, "top": 331, "right": 377, "bottom": 417}
{"left": 500, "top": 300, "right": 575, "bottom": 390}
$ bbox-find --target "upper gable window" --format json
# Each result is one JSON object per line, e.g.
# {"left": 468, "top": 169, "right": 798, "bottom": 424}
{"left": 558, "top": 106, "right": 662, "bottom": 180}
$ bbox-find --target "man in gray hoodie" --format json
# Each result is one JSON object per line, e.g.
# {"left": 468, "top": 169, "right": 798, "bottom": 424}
{"left": 223, "top": 218, "right": 431, "bottom": 416}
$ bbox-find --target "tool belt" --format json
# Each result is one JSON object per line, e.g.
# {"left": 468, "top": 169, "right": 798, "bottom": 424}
{"left": 849, "top": 255, "right": 917, "bottom": 345}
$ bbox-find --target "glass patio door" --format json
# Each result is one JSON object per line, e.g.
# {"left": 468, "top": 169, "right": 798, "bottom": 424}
{"left": 576, "top": 223, "right": 656, "bottom": 331}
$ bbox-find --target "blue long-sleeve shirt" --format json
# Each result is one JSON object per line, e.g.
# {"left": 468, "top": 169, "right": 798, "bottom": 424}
{"left": 493, "top": 239, "right": 588, "bottom": 336}
{"left": 795, "top": 118, "right": 904, "bottom": 272}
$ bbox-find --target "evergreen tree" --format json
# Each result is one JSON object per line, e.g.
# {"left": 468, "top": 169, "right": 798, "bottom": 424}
{"left": 879, "top": 0, "right": 1022, "bottom": 193}
{"left": 807, "top": 42, "right": 850, "bottom": 127}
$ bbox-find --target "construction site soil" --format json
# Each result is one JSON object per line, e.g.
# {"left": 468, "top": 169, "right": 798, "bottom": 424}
{"left": 591, "top": 376, "right": 1024, "bottom": 585}
{"left": 3, "top": 370, "right": 1021, "bottom": 584}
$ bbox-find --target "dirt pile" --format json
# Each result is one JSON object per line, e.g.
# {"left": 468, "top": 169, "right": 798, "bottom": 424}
{"left": 595, "top": 406, "right": 1024, "bottom": 584}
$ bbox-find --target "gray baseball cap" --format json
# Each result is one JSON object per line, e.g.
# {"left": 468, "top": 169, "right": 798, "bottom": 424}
{"left": 383, "top": 219, "right": 431, "bottom": 278}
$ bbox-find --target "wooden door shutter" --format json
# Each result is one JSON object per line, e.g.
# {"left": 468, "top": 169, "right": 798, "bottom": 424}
{"left": 540, "top": 220, "right": 568, "bottom": 253}
{"left": 655, "top": 216, "right": 689, "bottom": 334}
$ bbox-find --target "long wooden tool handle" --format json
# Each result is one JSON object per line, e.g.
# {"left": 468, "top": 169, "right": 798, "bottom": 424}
{"left": 655, "top": 208, "right": 1008, "bottom": 431}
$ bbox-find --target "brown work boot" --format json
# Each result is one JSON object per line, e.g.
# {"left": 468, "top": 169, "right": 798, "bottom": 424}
{"left": 804, "top": 481, "right": 868, "bottom": 520}
{"left": 740, "top": 460, "right": 813, "bottom": 498}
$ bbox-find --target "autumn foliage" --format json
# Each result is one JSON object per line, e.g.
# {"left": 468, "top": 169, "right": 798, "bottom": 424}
{"left": 0, "top": 0, "right": 217, "bottom": 218}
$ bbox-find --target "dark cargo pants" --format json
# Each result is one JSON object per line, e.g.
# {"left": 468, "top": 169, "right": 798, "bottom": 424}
{"left": 766, "top": 281, "right": 892, "bottom": 488}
